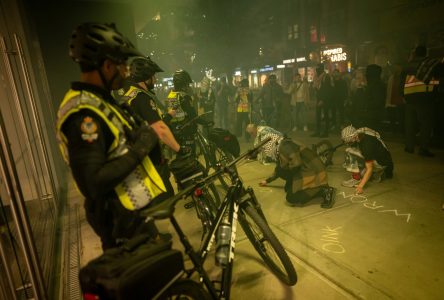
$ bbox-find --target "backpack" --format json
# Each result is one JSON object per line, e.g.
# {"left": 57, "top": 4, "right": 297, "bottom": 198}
{"left": 208, "top": 128, "right": 240, "bottom": 157}
{"left": 79, "top": 234, "right": 183, "bottom": 300}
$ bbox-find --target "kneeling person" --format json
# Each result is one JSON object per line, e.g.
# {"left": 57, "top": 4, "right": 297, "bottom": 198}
{"left": 246, "top": 123, "right": 284, "bottom": 164}
{"left": 259, "top": 139, "right": 335, "bottom": 208}
{"left": 341, "top": 125, "right": 394, "bottom": 194}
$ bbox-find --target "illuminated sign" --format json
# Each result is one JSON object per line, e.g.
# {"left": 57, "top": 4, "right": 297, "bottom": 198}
{"left": 234, "top": 71, "right": 242, "bottom": 76}
{"left": 277, "top": 64, "right": 285, "bottom": 69}
{"left": 296, "top": 57, "right": 306, "bottom": 62}
{"left": 283, "top": 58, "right": 295, "bottom": 64}
{"left": 322, "top": 47, "right": 347, "bottom": 62}
{"left": 260, "top": 66, "right": 274, "bottom": 72}
{"left": 250, "top": 70, "right": 257, "bottom": 74}
{"left": 162, "top": 77, "right": 173, "bottom": 82}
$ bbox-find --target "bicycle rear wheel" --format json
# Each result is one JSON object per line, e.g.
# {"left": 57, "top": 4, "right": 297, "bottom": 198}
{"left": 159, "top": 279, "right": 211, "bottom": 300}
{"left": 192, "top": 183, "right": 220, "bottom": 234}
{"left": 238, "top": 204, "right": 297, "bottom": 286}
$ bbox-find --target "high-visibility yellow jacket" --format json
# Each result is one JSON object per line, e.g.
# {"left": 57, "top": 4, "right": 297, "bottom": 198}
{"left": 56, "top": 89, "right": 166, "bottom": 211}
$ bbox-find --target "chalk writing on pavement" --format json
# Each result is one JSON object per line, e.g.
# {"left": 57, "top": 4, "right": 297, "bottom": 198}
{"left": 339, "top": 192, "right": 411, "bottom": 223}
{"left": 320, "top": 226, "right": 345, "bottom": 253}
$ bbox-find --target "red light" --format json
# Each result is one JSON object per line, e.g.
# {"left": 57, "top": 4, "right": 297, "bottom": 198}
{"left": 83, "top": 293, "right": 99, "bottom": 300}
{"left": 194, "top": 188, "right": 203, "bottom": 197}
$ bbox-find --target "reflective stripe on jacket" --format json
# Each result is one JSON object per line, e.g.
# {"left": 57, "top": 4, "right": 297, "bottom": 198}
{"left": 237, "top": 87, "right": 251, "bottom": 112}
{"left": 404, "top": 75, "right": 439, "bottom": 95}
{"left": 123, "top": 85, "right": 163, "bottom": 117}
{"left": 166, "top": 90, "right": 187, "bottom": 123}
{"left": 56, "top": 89, "right": 166, "bottom": 210}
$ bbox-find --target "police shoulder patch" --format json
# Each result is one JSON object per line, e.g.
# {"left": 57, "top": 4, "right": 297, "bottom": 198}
{"left": 80, "top": 116, "right": 99, "bottom": 143}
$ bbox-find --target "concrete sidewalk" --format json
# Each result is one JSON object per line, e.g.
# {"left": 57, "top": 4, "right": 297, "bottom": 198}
{"left": 227, "top": 130, "right": 444, "bottom": 300}
{"left": 78, "top": 129, "right": 444, "bottom": 300}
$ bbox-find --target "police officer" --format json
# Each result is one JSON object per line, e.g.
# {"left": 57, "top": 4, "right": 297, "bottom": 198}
{"left": 56, "top": 22, "right": 167, "bottom": 250}
{"left": 118, "top": 56, "right": 191, "bottom": 199}
{"left": 166, "top": 69, "right": 200, "bottom": 153}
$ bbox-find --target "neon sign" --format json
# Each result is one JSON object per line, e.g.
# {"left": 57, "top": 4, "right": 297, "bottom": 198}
{"left": 322, "top": 47, "right": 347, "bottom": 62}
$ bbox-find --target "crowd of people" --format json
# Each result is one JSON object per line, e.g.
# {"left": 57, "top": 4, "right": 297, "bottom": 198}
{"left": 190, "top": 50, "right": 443, "bottom": 161}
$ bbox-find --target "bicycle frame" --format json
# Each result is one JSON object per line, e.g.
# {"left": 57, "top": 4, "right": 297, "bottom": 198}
{"left": 168, "top": 177, "right": 250, "bottom": 300}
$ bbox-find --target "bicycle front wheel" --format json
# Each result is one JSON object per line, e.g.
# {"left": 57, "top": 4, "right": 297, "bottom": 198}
{"left": 159, "top": 279, "right": 211, "bottom": 300}
{"left": 239, "top": 204, "right": 297, "bottom": 286}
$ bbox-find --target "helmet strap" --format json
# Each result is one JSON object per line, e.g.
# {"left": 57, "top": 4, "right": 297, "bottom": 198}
{"left": 98, "top": 68, "right": 112, "bottom": 92}
{"left": 98, "top": 67, "right": 120, "bottom": 92}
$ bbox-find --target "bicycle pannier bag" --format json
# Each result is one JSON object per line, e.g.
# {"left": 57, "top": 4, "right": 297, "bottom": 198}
{"left": 208, "top": 127, "right": 240, "bottom": 157}
{"left": 79, "top": 234, "right": 183, "bottom": 300}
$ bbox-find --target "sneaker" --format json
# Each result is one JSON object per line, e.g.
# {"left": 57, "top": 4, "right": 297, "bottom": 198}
{"left": 342, "top": 178, "right": 360, "bottom": 187}
{"left": 321, "top": 186, "right": 336, "bottom": 208}
{"left": 303, "top": 126, "right": 308, "bottom": 132}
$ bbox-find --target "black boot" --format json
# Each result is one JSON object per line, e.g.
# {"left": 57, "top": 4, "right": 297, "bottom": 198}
{"left": 321, "top": 186, "right": 336, "bottom": 208}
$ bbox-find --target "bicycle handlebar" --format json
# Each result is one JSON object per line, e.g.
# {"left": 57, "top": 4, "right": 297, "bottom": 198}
{"left": 140, "top": 136, "right": 272, "bottom": 219}
{"left": 318, "top": 142, "right": 344, "bottom": 156}
{"left": 176, "top": 111, "right": 213, "bottom": 133}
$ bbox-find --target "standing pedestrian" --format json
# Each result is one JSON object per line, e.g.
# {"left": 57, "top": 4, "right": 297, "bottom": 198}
{"left": 285, "top": 73, "right": 309, "bottom": 132}
{"left": 235, "top": 78, "right": 253, "bottom": 142}
{"left": 216, "top": 77, "right": 230, "bottom": 129}
{"left": 256, "top": 74, "right": 284, "bottom": 128}
{"left": 331, "top": 70, "right": 348, "bottom": 130}
{"left": 312, "top": 63, "right": 334, "bottom": 137}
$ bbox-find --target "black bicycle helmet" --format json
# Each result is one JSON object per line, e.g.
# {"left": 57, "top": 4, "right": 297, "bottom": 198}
{"left": 129, "top": 56, "right": 164, "bottom": 82}
{"left": 69, "top": 22, "right": 142, "bottom": 68}
{"left": 173, "top": 69, "right": 193, "bottom": 89}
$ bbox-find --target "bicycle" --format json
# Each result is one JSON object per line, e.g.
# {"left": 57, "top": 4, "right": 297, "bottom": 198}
{"left": 169, "top": 153, "right": 221, "bottom": 237}
{"left": 175, "top": 111, "right": 236, "bottom": 190}
{"left": 141, "top": 137, "right": 297, "bottom": 299}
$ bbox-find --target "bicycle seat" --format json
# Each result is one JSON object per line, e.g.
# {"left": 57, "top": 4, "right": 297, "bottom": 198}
{"left": 140, "top": 198, "right": 175, "bottom": 220}
{"left": 140, "top": 184, "right": 196, "bottom": 219}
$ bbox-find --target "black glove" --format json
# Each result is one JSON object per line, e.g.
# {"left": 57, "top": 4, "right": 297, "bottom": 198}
{"left": 126, "top": 124, "right": 158, "bottom": 161}
{"left": 177, "top": 145, "right": 192, "bottom": 156}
